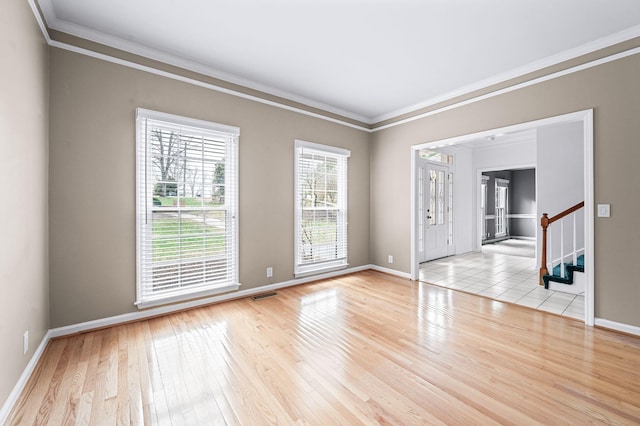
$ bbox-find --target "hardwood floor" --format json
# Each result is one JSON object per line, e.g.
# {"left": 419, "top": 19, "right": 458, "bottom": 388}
{"left": 7, "top": 270, "right": 640, "bottom": 425}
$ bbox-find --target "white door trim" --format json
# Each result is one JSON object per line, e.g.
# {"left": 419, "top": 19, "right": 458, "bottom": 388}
{"left": 410, "top": 109, "right": 594, "bottom": 326}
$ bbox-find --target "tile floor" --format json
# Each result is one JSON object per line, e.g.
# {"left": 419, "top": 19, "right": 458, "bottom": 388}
{"left": 419, "top": 250, "right": 584, "bottom": 320}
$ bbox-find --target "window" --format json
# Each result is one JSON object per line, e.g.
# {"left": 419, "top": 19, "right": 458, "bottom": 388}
{"left": 495, "top": 178, "right": 509, "bottom": 237}
{"left": 448, "top": 172, "right": 454, "bottom": 246}
{"left": 294, "top": 140, "right": 350, "bottom": 277}
{"left": 418, "top": 149, "right": 453, "bottom": 164}
{"left": 481, "top": 175, "right": 489, "bottom": 240}
{"left": 417, "top": 166, "right": 424, "bottom": 254}
{"left": 136, "top": 109, "right": 239, "bottom": 308}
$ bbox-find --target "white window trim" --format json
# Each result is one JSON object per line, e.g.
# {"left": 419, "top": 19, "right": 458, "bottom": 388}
{"left": 481, "top": 175, "right": 489, "bottom": 240}
{"left": 135, "top": 108, "right": 240, "bottom": 309}
{"left": 494, "top": 178, "right": 509, "bottom": 238}
{"left": 294, "top": 139, "right": 350, "bottom": 278}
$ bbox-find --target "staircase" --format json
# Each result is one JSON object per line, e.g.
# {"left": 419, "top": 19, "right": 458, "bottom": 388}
{"left": 542, "top": 254, "right": 584, "bottom": 290}
{"left": 539, "top": 201, "right": 585, "bottom": 294}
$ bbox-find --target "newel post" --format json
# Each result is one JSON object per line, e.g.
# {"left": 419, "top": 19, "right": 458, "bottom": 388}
{"left": 539, "top": 213, "right": 549, "bottom": 286}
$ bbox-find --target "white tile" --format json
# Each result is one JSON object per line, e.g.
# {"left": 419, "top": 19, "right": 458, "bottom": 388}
{"left": 517, "top": 298, "right": 543, "bottom": 309}
{"left": 564, "top": 305, "right": 585, "bottom": 314}
{"left": 419, "top": 248, "right": 587, "bottom": 317}
{"left": 448, "top": 282, "right": 473, "bottom": 290}
{"left": 538, "top": 304, "right": 565, "bottom": 315}
{"left": 562, "top": 311, "right": 583, "bottom": 320}
{"left": 539, "top": 300, "right": 571, "bottom": 311}
{"left": 519, "top": 291, "right": 551, "bottom": 301}
{"left": 465, "top": 284, "right": 494, "bottom": 293}
{"left": 547, "top": 293, "right": 576, "bottom": 302}
{"left": 525, "top": 293, "right": 554, "bottom": 301}
{"left": 480, "top": 288, "right": 507, "bottom": 298}
{"left": 496, "top": 294, "right": 522, "bottom": 303}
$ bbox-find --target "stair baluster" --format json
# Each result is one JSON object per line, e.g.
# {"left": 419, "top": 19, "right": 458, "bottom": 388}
{"left": 573, "top": 213, "right": 577, "bottom": 267}
{"left": 560, "top": 218, "right": 565, "bottom": 278}
{"left": 539, "top": 201, "right": 584, "bottom": 286}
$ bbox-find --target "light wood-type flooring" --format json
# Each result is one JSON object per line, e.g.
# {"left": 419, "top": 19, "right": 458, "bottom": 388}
{"left": 7, "top": 270, "right": 640, "bottom": 424}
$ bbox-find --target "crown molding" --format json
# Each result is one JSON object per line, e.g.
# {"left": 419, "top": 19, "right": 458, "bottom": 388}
{"left": 49, "top": 39, "right": 372, "bottom": 133}
{"left": 37, "top": 0, "right": 372, "bottom": 125}
{"left": 27, "top": 0, "right": 50, "bottom": 43}
{"left": 32, "top": 1, "right": 640, "bottom": 130}
{"left": 371, "top": 24, "right": 640, "bottom": 124}
{"left": 372, "top": 45, "right": 640, "bottom": 133}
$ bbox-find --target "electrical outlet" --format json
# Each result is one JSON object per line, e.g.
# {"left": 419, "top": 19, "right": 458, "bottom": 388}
{"left": 388, "top": 255, "right": 393, "bottom": 264}
{"left": 23, "top": 331, "right": 29, "bottom": 355}
{"left": 266, "top": 267, "right": 273, "bottom": 278}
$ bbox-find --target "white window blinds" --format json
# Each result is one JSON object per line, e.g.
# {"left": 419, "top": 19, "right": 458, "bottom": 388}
{"left": 136, "top": 109, "right": 239, "bottom": 308}
{"left": 294, "top": 140, "right": 350, "bottom": 277}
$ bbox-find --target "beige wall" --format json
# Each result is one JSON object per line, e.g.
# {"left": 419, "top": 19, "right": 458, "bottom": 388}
{"left": 48, "top": 48, "right": 370, "bottom": 327}
{"left": 371, "top": 51, "right": 640, "bottom": 327}
{"left": 0, "top": 1, "right": 49, "bottom": 409}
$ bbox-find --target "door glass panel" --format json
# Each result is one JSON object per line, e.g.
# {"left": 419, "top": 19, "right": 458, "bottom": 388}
{"left": 418, "top": 167, "right": 424, "bottom": 252}
{"left": 428, "top": 170, "right": 436, "bottom": 225}
{"left": 437, "top": 170, "right": 445, "bottom": 225}
{"left": 448, "top": 172, "right": 453, "bottom": 245}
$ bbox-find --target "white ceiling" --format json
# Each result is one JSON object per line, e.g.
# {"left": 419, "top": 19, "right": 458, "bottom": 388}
{"left": 38, "top": 0, "right": 640, "bottom": 124}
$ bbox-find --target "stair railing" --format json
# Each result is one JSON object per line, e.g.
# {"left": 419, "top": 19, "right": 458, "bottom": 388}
{"left": 539, "top": 201, "right": 584, "bottom": 285}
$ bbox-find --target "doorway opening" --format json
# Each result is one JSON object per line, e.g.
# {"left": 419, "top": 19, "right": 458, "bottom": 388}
{"left": 480, "top": 168, "right": 536, "bottom": 259}
{"left": 410, "top": 110, "right": 594, "bottom": 325}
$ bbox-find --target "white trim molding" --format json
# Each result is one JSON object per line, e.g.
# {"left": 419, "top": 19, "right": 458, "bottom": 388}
{"left": 48, "top": 264, "right": 371, "bottom": 338}
{"left": 0, "top": 330, "right": 52, "bottom": 425}
{"left": 50, "top": 40, "right": 371, "bottom": 132}
{"left": 371, "top": 25, "right": 640, "bottom": 124}
{"left": 507, "top": 214, "right": 536, "bottom": 219}
{"left": 1, "top": 263, "right": 372, "bottom": 422}
{"left": 369, "top": 264, "right": 412, "bottom": 279}
{"left": 28, "top": 2, "right": 640, "bottom": 129}
{"left": 373, "top": 46, "right": 640, "bottom": 132}
{"left": 595, "top": 318, "right": 640, "bottom": 337}
{"left": 2, "top": 263, "right": 639, "bottom": 422}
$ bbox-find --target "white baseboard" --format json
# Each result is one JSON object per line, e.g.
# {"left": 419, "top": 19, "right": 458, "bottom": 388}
{"left": 0, "top": 330, "right": 52, "bottom": 425}
{"left": 24, "top": 264, "right": 640, "bottom": 422}
{"left": 594, "top": 318, "right": 640, "bottom": 337}
{"left": 2, "top": 264, "right": 376, "bottom": 419}
{"left": 369, "top": 264, "right": 412, "bottom": 279}
{"left": 49, "top": 264, "right": 372, "bottom": 338}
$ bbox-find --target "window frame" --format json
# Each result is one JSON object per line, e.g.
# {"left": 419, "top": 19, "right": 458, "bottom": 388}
{"left": 481, "top": 175, "right": 489, "bottom": 240}
{"left": 495, "top": 178, "right": 509, "bottom": 238}
{"left": 135, "top": 108, "right": 240, "bottom": 309}
{"left": 294, "top": 140, "right": 350, "bottom": 278}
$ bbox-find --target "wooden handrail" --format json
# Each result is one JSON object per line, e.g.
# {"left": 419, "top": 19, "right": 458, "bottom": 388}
{"left": 547, "top": 201, "right": 585, "bottom": 225}
{"left": 539, "top": 201, "right": 584, "bottom": 285}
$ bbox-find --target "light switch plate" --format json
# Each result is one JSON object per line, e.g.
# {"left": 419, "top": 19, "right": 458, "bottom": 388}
{"left": 597, "top": 204, "right": 611, "bottom": 218}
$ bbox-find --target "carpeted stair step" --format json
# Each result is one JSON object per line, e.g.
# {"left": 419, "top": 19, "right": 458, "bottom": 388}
{"left": 543, "top": 255, "right": 584, "bottom": 289}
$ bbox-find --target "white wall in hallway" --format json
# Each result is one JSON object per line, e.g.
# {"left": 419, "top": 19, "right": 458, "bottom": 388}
{"left": 536, "top": 122, "right": 584, "bottom": 264}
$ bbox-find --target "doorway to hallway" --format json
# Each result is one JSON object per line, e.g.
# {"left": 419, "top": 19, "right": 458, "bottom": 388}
{"left": 410, "top": 109, "right": 594, "bottom": 325}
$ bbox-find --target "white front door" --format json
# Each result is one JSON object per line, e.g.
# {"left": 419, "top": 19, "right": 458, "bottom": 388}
{"left": 418, "top": 160, "right": 450, "bottom": 262}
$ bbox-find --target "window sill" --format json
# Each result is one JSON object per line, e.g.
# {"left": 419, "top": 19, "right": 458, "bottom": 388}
{"left": 294, "top": 263, "right": 348, "bottom": 279}
{"left": 135, "top": 282, "right": 240, "bottom": 310}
